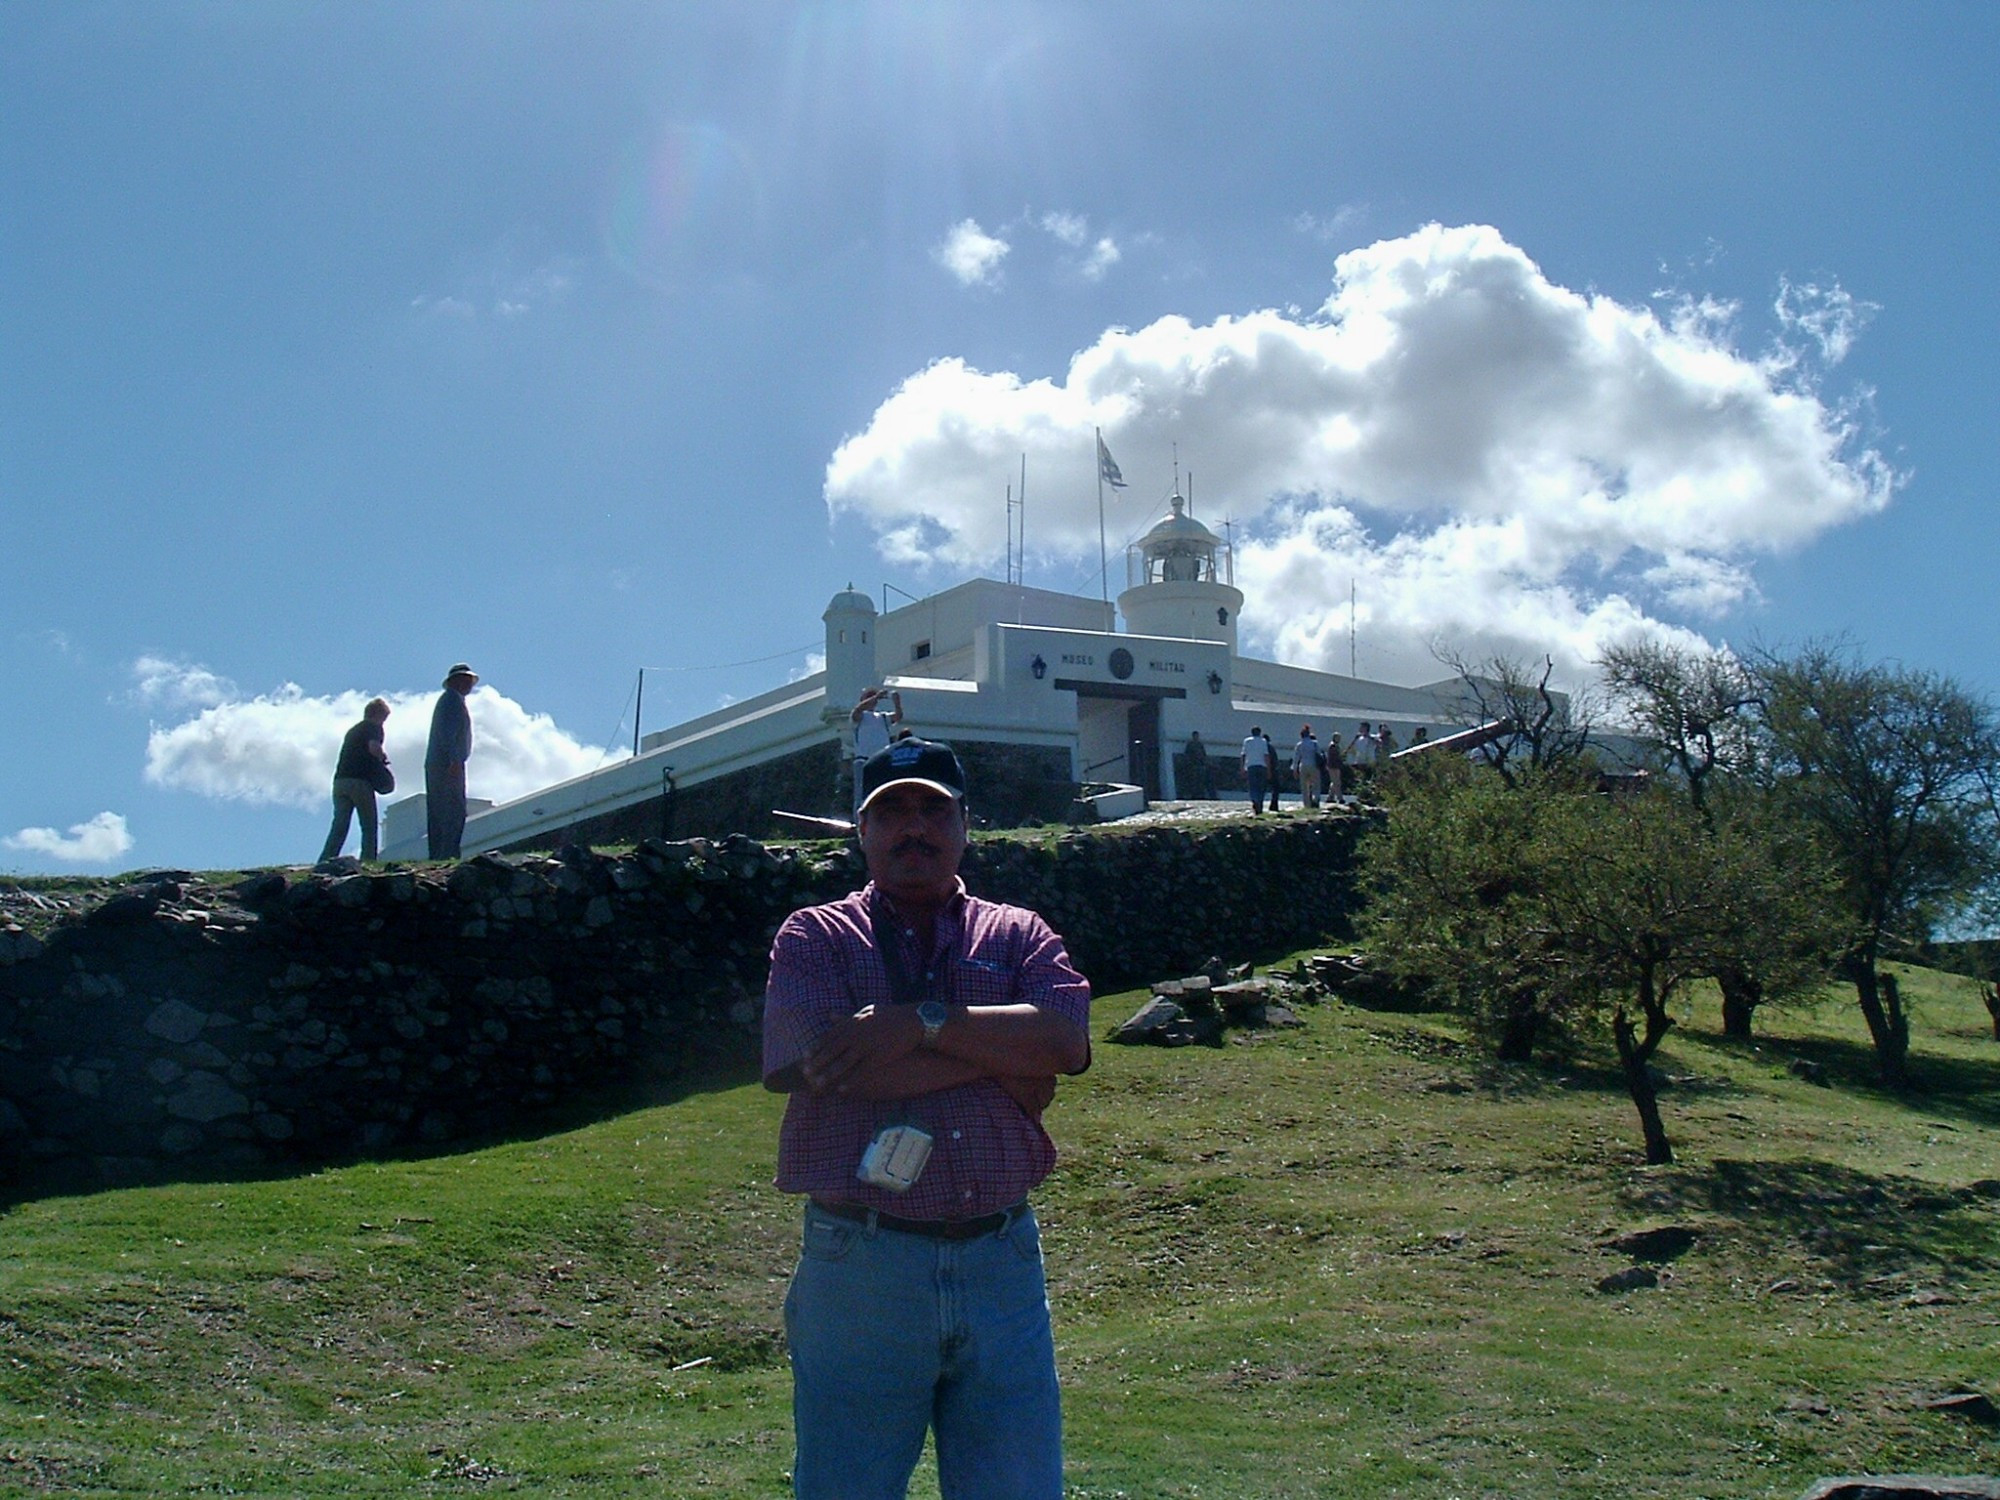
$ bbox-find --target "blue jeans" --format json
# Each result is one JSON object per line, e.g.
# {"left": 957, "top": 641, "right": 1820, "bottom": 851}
{"left": 1246, "top": 763, "right": 1269, "bottom": 811}
{"left": 783, "top": 1200, "right": 1062, "bottom": 1499}
{"left": 320, "top": 777, "right": 378, "bottom": 862}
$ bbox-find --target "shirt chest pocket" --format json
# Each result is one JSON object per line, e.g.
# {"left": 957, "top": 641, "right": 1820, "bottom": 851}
{"left": 953, "top": 956, "right": 1017, "bottom": 1010}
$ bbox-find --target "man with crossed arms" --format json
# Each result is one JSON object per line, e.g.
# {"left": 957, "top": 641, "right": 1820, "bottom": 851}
{"left": 763, "top": 738, "right": 1092, "bottom": 1499}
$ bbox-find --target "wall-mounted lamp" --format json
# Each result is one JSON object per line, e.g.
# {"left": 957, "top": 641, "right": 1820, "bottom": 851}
{"left": 1030, "top": 654, "right": 1048, "bottom": 681}
{"left": 1206, "top": 670, "right": 1223, "bottom": 695}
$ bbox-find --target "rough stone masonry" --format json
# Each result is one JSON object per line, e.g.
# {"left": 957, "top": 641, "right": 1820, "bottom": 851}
{"left": 1, "top": 815, "right": 1366, "bottom": 1197}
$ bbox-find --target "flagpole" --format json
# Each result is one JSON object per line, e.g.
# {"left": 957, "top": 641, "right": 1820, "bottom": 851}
{"left": 1095, "top": 426, "right": 1108, "bottom": 607}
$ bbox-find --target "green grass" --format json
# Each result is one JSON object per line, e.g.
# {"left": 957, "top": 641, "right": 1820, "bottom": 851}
{"left": 3, "top": 963, "right": 1996, "bottom": 1497}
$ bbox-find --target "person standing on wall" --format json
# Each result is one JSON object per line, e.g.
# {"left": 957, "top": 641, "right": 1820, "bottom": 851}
{"left": 319, "top": 697, "right": 392, "bottom": 863}
{"left": 426, "top": 663, "right": 478, "bottom": 860}
{"left": 763, "top": 738, "right": 1092, "bottom": 1499}
{"left": 1241, "top": 724, "right": 1273, "bottom": 813}
{"left": 850, "top": 685, "right": 903, "bottom": 814}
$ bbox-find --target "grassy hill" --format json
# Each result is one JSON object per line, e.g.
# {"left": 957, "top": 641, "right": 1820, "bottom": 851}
{"left": 3, "top": 957, "right": 1995, "bottom": 1497}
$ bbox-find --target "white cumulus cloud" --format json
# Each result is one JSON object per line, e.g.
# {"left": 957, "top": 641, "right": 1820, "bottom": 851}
{"left": 4, "top": 811, "right": 134, "bottom": 863}
{"left": 1079, "top": 237, "right": 1121, "bottom": 281}
{"left": 1039, "top": 211, "right": 1088, "bottom": 246}
{"left": 412, "top": 236, "right": 578, "bottom": 321}
{"left": 1775, "top": 276, "right": 1877, "bottom": 367}
{"left": 826, "top": 222, "right": 1894, "bottom": 681}
{"left": 1034, "top": 211, "right": 1121, "bottom": 280}
{"left": 132, "top": 655, "right": 237, "bottom": 710}
{"left": 140, "top": 673, "right": 625, "bottom": 811}
{"left": 935, "top": 219, "right": 1010, "bottom": 287}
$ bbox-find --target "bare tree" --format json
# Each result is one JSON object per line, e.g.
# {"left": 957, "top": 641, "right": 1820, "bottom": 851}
{"left": 1432, "top": 647, "right": 1597, "bottom": 787}
{"left": 1599, "top": 640, "right": 1761, "bottom": 824}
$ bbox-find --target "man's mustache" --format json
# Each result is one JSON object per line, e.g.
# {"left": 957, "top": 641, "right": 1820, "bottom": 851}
{"left": 891, "top": 837, "right": 940, "bottom": 856}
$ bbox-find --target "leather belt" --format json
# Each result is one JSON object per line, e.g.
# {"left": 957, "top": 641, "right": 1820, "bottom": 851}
{"left": 812, "top": 1198, "right": 1024, "bottom": 1241}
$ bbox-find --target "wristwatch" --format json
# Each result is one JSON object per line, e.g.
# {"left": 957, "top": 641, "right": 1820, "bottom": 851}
{"left": 917, "top": 1000, "right": 949, "bottom": 1048}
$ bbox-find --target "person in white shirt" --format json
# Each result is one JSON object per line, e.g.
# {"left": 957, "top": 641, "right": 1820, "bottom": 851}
{"left": 1240, "top": 726, "right": 1274, "bottom": 814}
{"left": 849, "top": 687, "right": 903, "bottom": 813}
{"left": 1292, "top": 725, "right": 1323, "bottom": 809}
{"left": 1347, "top": 722, "right": 1380, "bottom": 787}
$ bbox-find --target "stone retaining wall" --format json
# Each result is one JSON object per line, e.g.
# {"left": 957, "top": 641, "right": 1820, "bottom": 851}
{"left": 0, "top": 815, "right": 1367, "bottom": 1197}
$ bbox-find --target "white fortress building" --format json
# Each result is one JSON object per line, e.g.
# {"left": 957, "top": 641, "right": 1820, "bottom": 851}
{"left": 381, "top": 493, "right": 1489, "bottom": 858}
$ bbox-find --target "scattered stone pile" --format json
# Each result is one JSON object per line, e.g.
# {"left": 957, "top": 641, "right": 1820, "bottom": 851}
{"left": 1108, "top": 959, "right": 1317, "bottom": 1047}
{"left": 1302, "top": 951, "right": 1432, "bottom": 1012}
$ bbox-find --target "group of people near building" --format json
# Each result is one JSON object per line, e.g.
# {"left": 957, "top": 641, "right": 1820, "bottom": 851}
{"left": 1229, "top": 720, "right": 1426, "bottom": 813}
{"left": 317, "top": 662, "right": 481, "bottom": 865}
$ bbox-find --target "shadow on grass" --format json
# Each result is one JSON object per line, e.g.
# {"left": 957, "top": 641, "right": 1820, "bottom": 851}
{"left": 1689, "top": 1023, "right": 2000, "bottom": 1132}
{"left": 1340, "top": 1009, "right": 1763, "bottom": 1113}
{"left": 0, "top": 1044, "right": 766, "bottom": 1213}
{"left": 1633, "top": 1156, "right": 2000, "bottom": 1289}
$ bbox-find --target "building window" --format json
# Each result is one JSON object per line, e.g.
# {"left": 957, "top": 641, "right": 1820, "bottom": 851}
{"left": 911, "top": 640, "right": 931, "bottom": 661}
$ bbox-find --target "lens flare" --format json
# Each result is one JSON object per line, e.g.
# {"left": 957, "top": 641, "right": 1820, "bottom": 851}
{"left": 604, "top": 121, "right": 765, "bottom": 292}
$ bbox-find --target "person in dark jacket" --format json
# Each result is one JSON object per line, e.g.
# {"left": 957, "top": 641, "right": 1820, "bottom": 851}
{"left": 426, "top": 663, "right": 478, "bottom": 859}
{"left": 319, "top": 698, "right": 391, "bottom": 862}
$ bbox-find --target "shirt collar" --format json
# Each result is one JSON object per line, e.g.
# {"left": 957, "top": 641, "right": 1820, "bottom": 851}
{"left": 865, "top": 878, "right": 968, "bottom": 928}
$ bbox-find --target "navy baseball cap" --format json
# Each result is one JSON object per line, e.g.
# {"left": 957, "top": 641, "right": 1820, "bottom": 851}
{"left": 858, "top": 738, "right": 967, "bottom": 813}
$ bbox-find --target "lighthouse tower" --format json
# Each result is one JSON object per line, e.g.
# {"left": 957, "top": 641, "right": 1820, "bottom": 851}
{"left": 1117, "top": 491, "right": 1244, "bottom": 656}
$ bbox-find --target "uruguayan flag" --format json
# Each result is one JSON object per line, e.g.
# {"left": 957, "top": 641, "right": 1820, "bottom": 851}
{"left": 1096, "top": 434, "right": 1127, "bottom": 488}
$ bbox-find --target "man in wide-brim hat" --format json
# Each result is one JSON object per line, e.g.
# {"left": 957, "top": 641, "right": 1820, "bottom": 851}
{"left": 425, "top": 662, "right": 480, "bottom": 859}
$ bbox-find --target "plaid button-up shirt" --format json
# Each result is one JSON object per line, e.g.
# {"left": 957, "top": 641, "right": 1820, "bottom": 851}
{"left": 763, "top": 880, "right": 1092, "bottom": 1220}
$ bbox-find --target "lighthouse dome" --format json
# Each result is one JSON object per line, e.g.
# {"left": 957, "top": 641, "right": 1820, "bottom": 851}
{"left": 1137, "top": 494, "right": 1221, "bottom": 583}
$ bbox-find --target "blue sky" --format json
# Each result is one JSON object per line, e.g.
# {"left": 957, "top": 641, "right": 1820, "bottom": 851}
{"left": 4, "top": 3, "right": 1995, "bottom": 875}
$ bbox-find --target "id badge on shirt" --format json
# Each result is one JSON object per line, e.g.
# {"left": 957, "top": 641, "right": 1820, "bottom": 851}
{"left": 857, "top": 1124, "right": 933, "bottom": 1192}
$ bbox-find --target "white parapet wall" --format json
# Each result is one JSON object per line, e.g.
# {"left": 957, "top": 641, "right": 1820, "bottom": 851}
{"left": 380, "top": 679, "right": 836, "bottom": 861}
{"left": 381, "top": 795, "right": 493, "bottom": 857}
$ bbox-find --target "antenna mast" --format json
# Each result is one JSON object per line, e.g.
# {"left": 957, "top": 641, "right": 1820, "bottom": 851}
{"left": 1018, "top": 452, "right": 1028, "bottom": 587}
{"left": 1349, "top": 579, "right": 1357, "bottom": 678}
{"left": 1004, "top": 483, "right": 1016, "bottom": 586}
